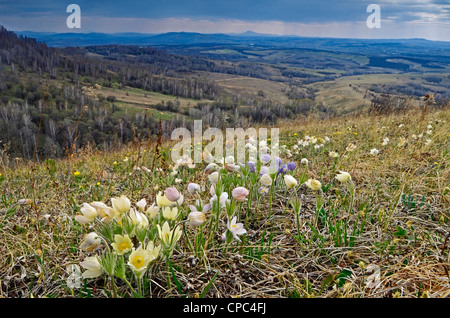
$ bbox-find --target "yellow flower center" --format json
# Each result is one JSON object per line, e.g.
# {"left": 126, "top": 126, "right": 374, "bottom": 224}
{"left": 119, "top": 241, "right": 130, "bottom": 251}
{"left": 232, "top": 224, "right": 238, "bottom": 228}
{"left": 164, "top": 232, "right": 170, "bottom": 242}
{"left": 132, "top": 255, "right": 145, "bottom": 268}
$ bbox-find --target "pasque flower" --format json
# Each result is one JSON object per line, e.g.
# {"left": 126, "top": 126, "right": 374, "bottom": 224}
{"left": 111, "top": 234, "right": 133, "bottom": 255}
{"left": 80, "top": 256, "right": 103, "bottom": 279}
{"left": 188, "top": 211, "right": 206, "bottom": 227}
{"left": 162, "top": 206, "right": 179, "bottom": 221}
{"left": 80, "top": 232, "right": 101, "bottom": 252}
{"left": 90, "top": 201, "right": 115, "bottom": 222}
{"left": 145, "top": 203, "right": 160, "bottom": 219}
{"left": 210, "top": 192, "right": 229, "bottom": 209}
{"left": 135, "top": 198, "right": 147, "bottom": 212}
{"left": 75, "top": 203, "right": 98, "bottom": 224}
{"left": 128, "top": 208, "right": 149, "bottom": 228}
{"left": 164, "top": 187, "right": 180, "bottom": 202}
{"left": 128, "top": 244, "right": 154, "bottom": 274}
{"left": 145, "top": 241, "right": 161, "bottom": 261}
{"left": 157, "top": 221, "right": 182, "bottom": 250}
{"left": 335, "top": 171, "right": 352, "bottom": 183}
{"left": 111, "top": 195, "right": 131, "bottom": 215}
{"left": 261, "top": 153, "right": 271, "bottom": 164}
{"left": 187, "top": 183, "right": 201, "bottom": 194}
{"left": 305, "top": 179, "right": 322, "bottom": 191}
{"left": 232, "top": 187, "right": 249, "bottom": 202}
{"left": 260, "top": 174, "right": 272, "bottom": 187}
{"left": 301, "top": 158, "right": 309, "bottom": 165}
{"left": 287, "top": 162, "right": 297, "bottom": 171}
{"left": 279, "top": 164, "right": 288, "bottom": 174}
{"left": 257, "top": 186, "right": 269, "bottom": 196}
{"left": 208, "top": 171, "right": 219, "bottom": 184}
{"left": 226, "top": 216, "right": 247, "bottom": 242}
{"left": 156, "top": 191, "right": 172, "bottom": 207}
{"left": 284, "top": 175, "right": 298, "bottom": 189}
{"left": 204, "top": 163, "right": 219, "bottom": 174}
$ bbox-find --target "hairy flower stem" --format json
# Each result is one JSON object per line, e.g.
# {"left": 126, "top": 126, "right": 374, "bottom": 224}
{"left": 110, "top": 275, "right": 118, "bottom": 298}
{"left": 136, "top": 272, "right": 143, "bottom": 297}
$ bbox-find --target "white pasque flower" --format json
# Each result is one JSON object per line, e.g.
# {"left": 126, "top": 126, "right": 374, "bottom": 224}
{"left": 80, "top": 232, "right": 101, "bottom": 252}
{"left": 284, "top": 175, "right": 298, "bottom": 189}
{"left": 128, "top": 208, "right": 149, "bottom": 228}
{"left": 80, "top": 256, "right": 103, "bottom": 279}
{"left": 226, "top": 216, "right": 247, "bottom": 242}
{"left": 335, "top": 171, "right": 352, "bottom": 183}
{"left": 188, "top": 211, "right": 206, "bottom": 227}
{"left": 75, "top": 203, "right": 98, "bottom": 224}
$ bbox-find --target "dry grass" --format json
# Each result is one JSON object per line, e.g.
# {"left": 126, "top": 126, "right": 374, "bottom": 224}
{"left": 0, "top": 107, "right": 449, "bottom": 298}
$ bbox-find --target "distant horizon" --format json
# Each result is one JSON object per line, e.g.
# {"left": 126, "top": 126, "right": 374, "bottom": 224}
{"left": 11, "top": 29, "right": 450, "bottom": 44}
{"left": 1, "top": 1, "right": 449, "bottom": 42}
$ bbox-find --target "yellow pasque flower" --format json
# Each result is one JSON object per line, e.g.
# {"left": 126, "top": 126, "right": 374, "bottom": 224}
{"left": 111, "top": 234, "right": 133, "bottom": 255}
{"left": 157, "top": 221, "right": 182, "bottom": 249}
{"left": 329, "top": 151, "right": 339, "bottom": 158}
{"left": 156, "top": 191, "right": 173, "bottom": 207}
{"left": 74, "top": 171, "right": 81, "bottom": 177}
{"left": 260, "top": 174, "right": 272, "bottom": 187}
{"left": 162, "top": 206, "right": 179, "bottom": 221}
{"left": 305, "top": 179, "right": 322, "bottom": 191}
{"left": 128, "top": 208, "right": 149, "bottom": 228}
{"left": 111, "top": 195, "right": 131, "bottom": 215}
{"left": 145, "top": 203, "right": 160, "bottom": 219}
{"left": 90, "top": 201, "right": 116, "bottom": 222}
{"left": 128, "top": 245, "right": 153, "bottom": 273}
{"left": 145, "top": 241, "right": 161, "bottom": 260}
{"left": 335, "top": 171, "right": 352, "bottom": 183}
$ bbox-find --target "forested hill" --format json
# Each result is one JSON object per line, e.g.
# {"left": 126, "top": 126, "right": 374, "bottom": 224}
{"left": 0, "top": 26, "right": 218, "bottom": 159}
{"left": 0, "top": 26, "right": 218, "bottom": 100}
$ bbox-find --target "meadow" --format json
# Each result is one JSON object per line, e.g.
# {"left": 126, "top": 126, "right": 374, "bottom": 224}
{"left": 0, "top": 105, "right": 448, "bottom": 298}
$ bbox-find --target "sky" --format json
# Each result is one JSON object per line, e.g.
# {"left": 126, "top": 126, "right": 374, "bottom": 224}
{"left": 0, "top": 0, "right": 449, "bottom": 41}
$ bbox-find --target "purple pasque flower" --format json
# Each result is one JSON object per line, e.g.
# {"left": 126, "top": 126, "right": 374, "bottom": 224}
{"left": 259, "top": 166, "right": 269, "bottom": 176}
{"left": 260, "top": 153, "right": 271, "bottom": 164}
{"left": 247, "top": 161, "right": 256, "bottom": 173}
{"left": 287, "top": 161, "right": 297, "bottom": 171}
{"left": 279, "top": 164, "right": 288, "bottom": 174}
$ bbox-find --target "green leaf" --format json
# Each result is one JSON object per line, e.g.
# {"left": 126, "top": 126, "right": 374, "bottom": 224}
{"left": 200, "top": 270, "right": 219, "bottom": 298}
{"left": 335, "top": 269, "right": 352, "bottom": 287}
{"left": 393, "top": 226, "right": 407, "bottom": 237}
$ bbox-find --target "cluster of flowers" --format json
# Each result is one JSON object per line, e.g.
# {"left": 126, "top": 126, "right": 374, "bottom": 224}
{"left": 72, "top": 131, "right": 359, "bottom": 294}
{"left": 74, "top": 187, "right": 185, "bottom": 287}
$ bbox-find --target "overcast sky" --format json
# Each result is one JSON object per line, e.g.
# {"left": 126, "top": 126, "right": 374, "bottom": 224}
{"left": 1, "top": 0, "right": 449, "bottom": 41}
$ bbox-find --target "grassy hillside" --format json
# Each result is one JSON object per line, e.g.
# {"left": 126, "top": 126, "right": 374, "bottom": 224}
{"left": 0, "top": 106, "right": 448, "bottom": 298}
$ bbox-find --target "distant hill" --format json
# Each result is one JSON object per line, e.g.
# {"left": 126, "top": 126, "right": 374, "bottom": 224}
{"left": 14, "top": 30, "right": 450, "bottom": 56}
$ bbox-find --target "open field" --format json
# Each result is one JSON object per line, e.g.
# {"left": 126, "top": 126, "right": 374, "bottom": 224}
{"left": 0, "top": 106, "right": 448, "bottom": 298}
